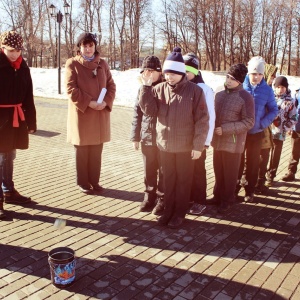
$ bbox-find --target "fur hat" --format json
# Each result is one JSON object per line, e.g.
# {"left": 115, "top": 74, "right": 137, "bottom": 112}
{"left": 183, "top": 53, "right": 199, "bottom": 76}
{"left": 247, "top": 56, "right": 265, "bottom": 74}
{"left": 1, "top": 31, "right": 24, "bottom": 50}
{"left": 274, "top": 76, "right": 288, "bottom": 89}
{"left": 264, "top": 64, "right": 278, "bottom": 83}
{"left": 76, "top": 33, "right": 97, "bottom": 47}
{"left": 163, "top": 47, "right": 186, "bottom": 76}
{"left": 227, "top": 63, "right": 248, "bottom": 84}
{"left": 140, "top": 55, "right": 162, "bottom": 73}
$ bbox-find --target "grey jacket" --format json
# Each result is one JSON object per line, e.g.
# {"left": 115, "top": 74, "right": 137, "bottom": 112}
{"left": 138, "top": 76, "right": 209, "bottom": 153}
{"left": 211, "top": 85, "right": 255, "bottom": 153}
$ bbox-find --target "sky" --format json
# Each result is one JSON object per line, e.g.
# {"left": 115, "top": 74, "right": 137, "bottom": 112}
{"left": 31, "top": 67, "right": 300, "bottom": 107}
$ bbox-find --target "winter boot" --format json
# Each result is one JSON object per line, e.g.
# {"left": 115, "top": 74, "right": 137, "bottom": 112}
{"left": 152, "top": 196, "right": 164, "bottom": 216}
{"left": 140, "top": 193, "right": 156, "bottom": 212}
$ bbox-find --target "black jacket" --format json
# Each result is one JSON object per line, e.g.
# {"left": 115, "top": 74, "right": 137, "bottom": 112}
{"left": 130, "top": 76, "right": 163, "bottom": 146}
{"left": 0, "top": 51, "right": 36, "bottom": 152}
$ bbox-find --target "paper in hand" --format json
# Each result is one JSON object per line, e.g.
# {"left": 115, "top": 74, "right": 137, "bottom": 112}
{"left": 97, "top": 88, "right": 107, "bottom": 104}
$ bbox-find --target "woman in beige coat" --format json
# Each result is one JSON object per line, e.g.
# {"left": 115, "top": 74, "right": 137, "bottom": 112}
{"left": 65, "top": 33, "right": 116, "bottom": 194}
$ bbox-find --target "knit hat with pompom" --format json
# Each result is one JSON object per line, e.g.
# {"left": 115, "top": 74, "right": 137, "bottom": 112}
{"left": 163, "top": 47, "right": 186, "bottom": 76}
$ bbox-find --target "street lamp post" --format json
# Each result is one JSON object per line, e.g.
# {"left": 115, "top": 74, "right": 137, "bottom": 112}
{"left": 49, "top": 1, "right": 70, "bottom": 94}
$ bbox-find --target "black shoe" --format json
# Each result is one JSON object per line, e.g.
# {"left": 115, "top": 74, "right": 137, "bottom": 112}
{"left": 4, "top": 190, "right": 31, "bottom": 204}
{"left": 205, "top": 197, "right": 220, "bottom": 205}
{"left": 152, "top": 198, "right": 164, "bottom": 216}
{"left": 244, "top": 193, "right": 254, "bottom": 203}
{"left": 92, "top": 184, "right": 103, "bottom": 191}
{"left": 282, "top": 172, "right": 295, "bottom": 182}
{"left": 156, "top": 215, "right": 170, "bottom": 226}
{"left": 0, "top": 199, "right": 6, "bottom": 219}
{"left": 217, "top": 203, "right": 229, "bottom": 214}
{"left": 79, "top": 185, "right": 93, "bottom": 194}
{"left": 254, "top": 183, "right": 268, "bottom": 195}
{"left": 140, "top": 193, "right": 156, "bottom": 212}
{"left": 168, "top": 216, "right": 184, "bottom": 229}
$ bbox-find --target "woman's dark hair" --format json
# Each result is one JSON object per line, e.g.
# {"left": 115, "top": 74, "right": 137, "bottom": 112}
{"left": 76, "top": 33, "right": 97, "bottom": 47}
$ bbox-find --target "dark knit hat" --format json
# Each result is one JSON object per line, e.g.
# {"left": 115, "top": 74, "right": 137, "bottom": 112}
{"left": 227, "top": 63, "right": 248, "bottom": 84}
{"left": 140, "top": 55, "right": 162, "bottom": 73}
{"left": 76, "top": 32, "right": 97, "bottom": 47}
{"left": 274, "top": 76, "right": 288, "bottom": 89}
{"left": 183, "top": 53, "right": 199, "bottom": 76}
{"left": 1, "top": 31, "right": 24, "bottom": 50}
{"left": 163, "top": 47, "right": 186, "bottom": 76}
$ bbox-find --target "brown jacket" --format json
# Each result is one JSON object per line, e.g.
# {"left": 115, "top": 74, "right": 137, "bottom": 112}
{"left": 139, "top": 77, "right": 209, "bottom": 153}
{"left": 65, "top": 54, "right": 116, "bottom": 145}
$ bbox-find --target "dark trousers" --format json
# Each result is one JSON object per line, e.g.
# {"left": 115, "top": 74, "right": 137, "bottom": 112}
{"left": 213, "top": 150, "right": 241, "bottom": 205}
{"left": 141, "top": 144, "right": 163, "bottom": 196}
{"left": 74, "top": 144, "right": 103, "bottom": 186}
{"left": 160, "top": 151, "right": 194, "bottom": 218}
{"left": 191, "top": 149, "right": 207, "bottom": 204}
{"left": 258, "top": 148, "right": 271, "bottom": 181}
{"left": 267, "top": 139, "right": 283, "bottom": 179}
{"left": 287, "top": 132, "right": 300, "bottom": 174}
{"left": 239, "top": 132, "right": 263, "bottom": 194}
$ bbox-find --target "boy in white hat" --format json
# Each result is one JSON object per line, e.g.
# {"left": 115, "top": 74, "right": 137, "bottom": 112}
{"left": 237, "top": 56, "right": 278, "bottom": 203}
{"left": 0, "top": 31, "right": 37, "bottom": 218}
{"left": 139, "top": 47, "right": 209, "bottom": 228}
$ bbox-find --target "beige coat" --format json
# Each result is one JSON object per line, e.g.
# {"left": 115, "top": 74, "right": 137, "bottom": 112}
{"left": 65, "top": 54, "right": 116, "bottom": 145}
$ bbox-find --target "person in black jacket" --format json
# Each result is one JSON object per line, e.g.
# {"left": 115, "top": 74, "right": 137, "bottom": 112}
{"left": 0, "top": 31, "right": 37, "bottom": 219}
{"left": 130, "top": 56, "right": 164, "bottom": 215}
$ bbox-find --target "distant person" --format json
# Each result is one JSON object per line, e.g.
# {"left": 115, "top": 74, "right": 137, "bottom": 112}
{"left": 65, "top": 33, "right": 116, "bottom": 194}
{"left": 282, "top": 88, "right": 300, "bottom": 182}
{"left": 183, "top": 53, "right": 215, "bottom": 215}
{"left": 0, "top": 31, "right": 37, "bottom": 219}
{"left": 266, "top": 76, "right": 297, "bottom": 186}
{"left": 209, "top": 64, "right": 254, "bottom": 213}
{"left": 237, "top": 56, "right": 278, "bottom": 203}
{"left": 139, "top": 47, "right": 209, "bottom": 228}
{"left": 255, "top": 63, "right": 278, "bottom": 194}
{"left": 130, "top": 55, "right": 164, "bottom": 215}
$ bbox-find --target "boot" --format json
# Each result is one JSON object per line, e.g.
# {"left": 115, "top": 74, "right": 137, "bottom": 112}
{"left": 139, "top": 193, "right": 156, "bottom": 212}
{"left": 0, "top": 198, "right": 6, "bottom": 219}
{"left": 152, "top": 196, "right": 164, "bottom": 216}
{"left": 282, "top": 171, "right": 295, "bottom": 182}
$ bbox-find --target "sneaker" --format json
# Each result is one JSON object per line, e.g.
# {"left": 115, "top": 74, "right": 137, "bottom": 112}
{"left": 152, "top": 198, "right": 164, "bottom": 215}
{"left": 265, "top": 179, "right": 273, "bottom": 187}
{"left": 244, "top": 193, "right": 254, "bottom": 203}
{"left": 189, "top": 203, "right": 206, "bottom": 215}
{"left": 282, "top": 172, "right": 295, "bottom": 182}
{"left": 4, "top": 189, "right": 31, "bottom": 204}
{"left": 79, "top": 185, "right": 93, "bottom": 194}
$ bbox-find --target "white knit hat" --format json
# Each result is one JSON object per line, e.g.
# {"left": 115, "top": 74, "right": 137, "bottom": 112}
{"left": 247, "top": 56, "right": 266, "bottom": 74}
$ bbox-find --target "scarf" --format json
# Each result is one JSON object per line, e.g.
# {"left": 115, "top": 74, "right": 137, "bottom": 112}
{"left": 10, "top": 55, "right": 23, "bottom": 69}
{"left": 81, "top": 54, "right": 95, "bottom": 62}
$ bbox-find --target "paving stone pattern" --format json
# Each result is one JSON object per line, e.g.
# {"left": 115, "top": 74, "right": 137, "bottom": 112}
{"left": 0, "top": 98, "right": 300, "bottom": 299}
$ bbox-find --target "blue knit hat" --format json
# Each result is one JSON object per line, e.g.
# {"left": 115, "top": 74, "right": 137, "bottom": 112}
{"left": 163, "top": 47, "right": 186, "bottom": 76}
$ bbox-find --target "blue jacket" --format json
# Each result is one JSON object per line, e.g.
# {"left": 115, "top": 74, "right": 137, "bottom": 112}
{"left": 294, "top": 89, "right": 300, "bottom": 133}
{"left": 243, "top": 75, "right": 278, "bottom": 134}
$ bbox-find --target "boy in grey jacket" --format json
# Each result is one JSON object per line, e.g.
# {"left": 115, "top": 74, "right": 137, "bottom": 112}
{"left": 210, "top": 64, "right": 255, "bottom": 213}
